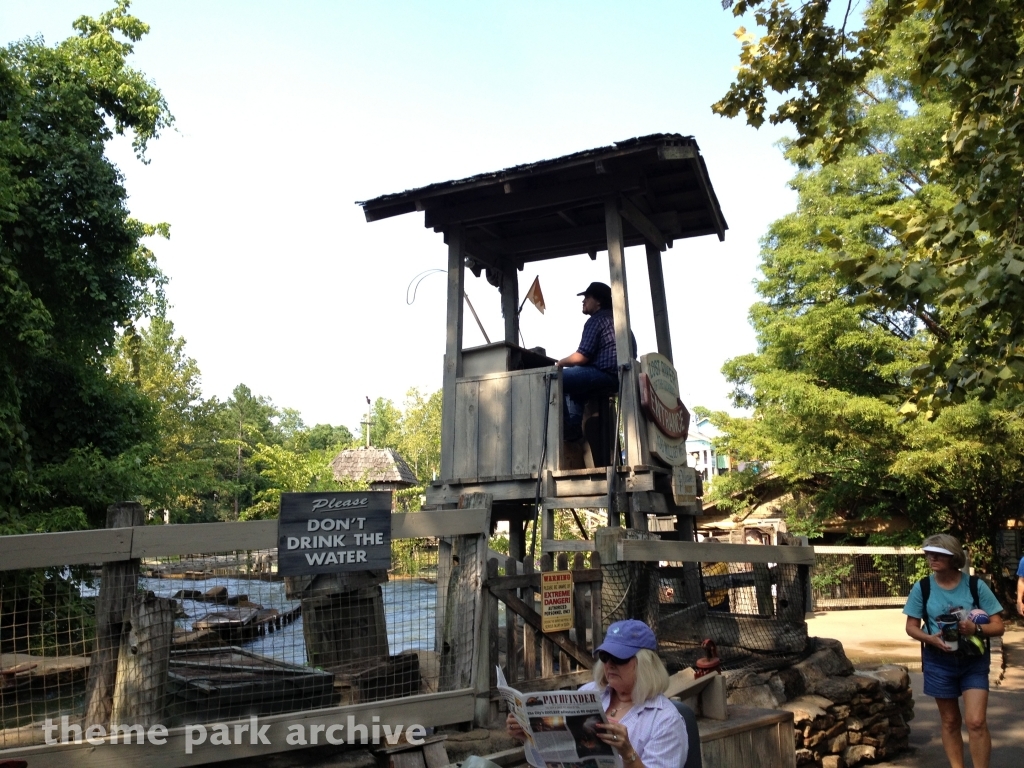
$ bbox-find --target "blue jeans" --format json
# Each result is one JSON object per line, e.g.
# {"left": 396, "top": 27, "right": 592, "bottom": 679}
{"left": 561, "top": 365, "right": 618, "bottom": 440}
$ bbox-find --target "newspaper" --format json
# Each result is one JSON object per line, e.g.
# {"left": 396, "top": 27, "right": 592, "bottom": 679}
{"left": 497, "top": 667, "right": 618, "bottom": 768}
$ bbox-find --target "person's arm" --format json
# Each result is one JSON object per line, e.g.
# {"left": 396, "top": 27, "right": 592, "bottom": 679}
{"left": 1018, "top": 576, "right": 1024, "bottom": 617}
{"left": 557, "top": 351, "right": 590, "bottom": 368}
{"left": 959, "top": 612, "right": 1005, "bottom": 638}
{"left": 906, "top": 615, "right": 949, "bottom": 651}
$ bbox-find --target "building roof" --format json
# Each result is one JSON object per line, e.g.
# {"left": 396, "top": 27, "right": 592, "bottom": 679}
{"left": 331, "top": 447, "right": 419, "bottom": 487}
{"left": 357, "top": 134, "right": 727, "bottom": 266}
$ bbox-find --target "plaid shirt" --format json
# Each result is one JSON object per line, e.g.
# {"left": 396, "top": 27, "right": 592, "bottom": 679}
{"left": 577, "top": 309, "right": 619, "bottom": 374}
{"left": 579, "top": 682, "right": 687, "bottom": 768}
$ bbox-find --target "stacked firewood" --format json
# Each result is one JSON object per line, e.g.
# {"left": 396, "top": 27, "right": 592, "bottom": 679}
{"left": 724, "top": 638, "right": 913, "bottom": 768}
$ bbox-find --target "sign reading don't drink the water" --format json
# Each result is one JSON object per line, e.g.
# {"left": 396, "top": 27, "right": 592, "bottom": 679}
{"left": 278, "top": 491, "right": 392, "bottom": 576}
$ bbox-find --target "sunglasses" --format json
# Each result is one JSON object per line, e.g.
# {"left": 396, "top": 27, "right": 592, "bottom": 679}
{"left": 597, "top": 651, "right": 635, "bottom": 666}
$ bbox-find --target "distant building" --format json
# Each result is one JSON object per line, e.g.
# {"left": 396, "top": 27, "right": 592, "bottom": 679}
{"left": 686, "top": 417, "right": 731, "bottom": 483}
{"left": 330, "top": 447, "right": 419, "bottom": 509}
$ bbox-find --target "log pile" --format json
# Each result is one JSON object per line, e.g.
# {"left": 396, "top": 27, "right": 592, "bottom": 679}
{"left": 724, "top": 638, "right": 913, "bottom": 768}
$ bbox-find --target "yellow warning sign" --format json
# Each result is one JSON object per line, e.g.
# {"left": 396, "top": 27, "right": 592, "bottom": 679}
{"left": 541, "top": 571, "right": 573, "bottom": 633}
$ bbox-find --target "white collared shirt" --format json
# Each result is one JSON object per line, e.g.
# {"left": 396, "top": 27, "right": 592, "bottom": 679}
{"left": 579, "top": 682, "right": 688, "bottom": 768}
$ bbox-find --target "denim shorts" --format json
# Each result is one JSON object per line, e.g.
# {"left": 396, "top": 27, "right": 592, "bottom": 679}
{"left": 922, "top": 645, "right": 990, "bottom": 698}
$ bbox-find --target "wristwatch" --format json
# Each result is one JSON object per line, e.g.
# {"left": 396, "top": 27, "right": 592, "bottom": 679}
{"left": 622, "top": 749, "right": 639, "bottom": 765}
{"left": 975, "top": 623, "right": 985, "bottom": 637}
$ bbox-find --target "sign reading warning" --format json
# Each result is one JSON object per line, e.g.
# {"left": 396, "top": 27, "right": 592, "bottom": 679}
{"left": 541, "top": 571, "right": 573, "bottom": 633}
{"left": 278, "top": 491, "right": 392, "bottom": 576}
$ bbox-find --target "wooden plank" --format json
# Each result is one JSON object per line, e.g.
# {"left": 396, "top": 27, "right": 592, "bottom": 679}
{"left": 393, "top": 509, "right": 491, "bottom": 538}
{"left": 0, "top": 528, "right": 132, "bottom": 570}
{"left": 620, "top": 197, "right": 666, "bottom": 250}
{"left": 0, "top": 690, "right": 477, "bottom": 768}
{"left": 604, "top": 199, "right": 644, "bottom": 468}
{"left": 590, "top": 551, "right": 603, "bottom": 649}
{"left": 487, "top": 558, "right": 500, "bottom": 690}
{"left": 645, "top": 242, "right": 673, "bottom": 363}
{"left": 477, "top": 376, "right": 511, "bottom": 478}
{"left": 814, "top": 545, "right": 922, "bottom": 555}
{"left": 543, "top": 496, "right": 608, "bottom": 509}
{"left": 813, "top": 596, "right": 908, "bottom": 608}
{"left": 545, "top": 373, "right": 561, "bottom": 472}
{"left": 453, "top": 379, "right": 480, "bottom": 481}
{"left": 501, "top": 271, "right": 519, "bottom": 344}
{"left": 423, "top": 172, "right": 644, "bottom": 229}
{"left": 572, "top": 553, "right": 588, "bottom": 658}
{"left": 132, "top": 520, "right": 277, "bottom": 558}
{"left": 440, "top": 227, "right": 466, "bottom": 481}
{"left": 699, "top": 706, "right": 793, "bottom": 742}
{"left": 539, "top": 554, "right": 554, "bottom": 677}
{"left": 522, "top": 556, "right": 536, "bottom": 680}
{"left": 543, "top": 539, "right": 598, "bottom": 553}
{"left": 510, "top": 372, "right": 533, "bottom": 475}
{"left": 84, "top": 503, "right": 145, "bottom": 729}
{"left": 618, "top": 540, "right": 816, "bottom": 566}
{"left": 505, "top": 556, "right": 519, "bottom": 684}
{"left": 496, "top": 590, "right": 593, "bottom": 668}
{"left": 488, "top": 569, "right": 602, "bottom": 591}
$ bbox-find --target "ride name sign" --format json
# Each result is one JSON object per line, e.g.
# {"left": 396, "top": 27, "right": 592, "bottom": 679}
{"left": 278, "top": 491, "right": 392, "bottom": 576}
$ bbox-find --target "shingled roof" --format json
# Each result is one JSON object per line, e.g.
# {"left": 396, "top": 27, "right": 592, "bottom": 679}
{"left": 331, "top": 447, "right": 419, "bottom": 487}
{"left": 358, "top": 133, "right": 727, "bottom": 265}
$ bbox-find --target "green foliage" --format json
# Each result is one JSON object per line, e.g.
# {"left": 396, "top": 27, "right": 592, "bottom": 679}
{"left": 0, "top": 2, "right": 172, "bottom": 531}
{"left": 716, "top": 0, "right": 1024, "bottom": 406}
{"left": 712, "top": 6, "right": 1024, "bottom": 579}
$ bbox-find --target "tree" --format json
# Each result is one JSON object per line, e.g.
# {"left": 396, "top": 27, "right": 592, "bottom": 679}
{"left": 716, "top": 0, "right": 1024, "bottom": 407}
{"left": 0, "top": 1, "right": 173, "bottom": 532}
{"left": 712, "top": 8, "right": 1024, "bottom": 580}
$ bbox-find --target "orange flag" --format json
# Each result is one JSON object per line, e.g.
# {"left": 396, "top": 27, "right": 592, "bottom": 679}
{"left": 524, "top": 276, "right": 545, "bottom": 314}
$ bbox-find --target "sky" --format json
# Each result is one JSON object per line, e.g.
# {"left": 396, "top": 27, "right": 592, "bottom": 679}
{"left": 2, "top": 1, "right": 798, "bottom": 433}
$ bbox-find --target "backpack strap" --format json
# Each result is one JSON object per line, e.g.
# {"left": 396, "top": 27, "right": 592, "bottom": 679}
{"left": 968, "top": 574, "right": 991, "bottom": 652}
{"left": 918, "top": 576, "right": 931, "bottom": 659}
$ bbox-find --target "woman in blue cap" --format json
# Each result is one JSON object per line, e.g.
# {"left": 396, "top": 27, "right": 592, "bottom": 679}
{"left": 508, "top": 619, "right": 686, "bottom": 768}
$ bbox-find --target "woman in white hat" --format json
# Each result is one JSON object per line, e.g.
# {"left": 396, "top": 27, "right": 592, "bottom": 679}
{"left": 507, "top": 619, "right": 687, "bottom": 768}
{"left": 903, "top": 534, "right": 1004, "bottom": 768}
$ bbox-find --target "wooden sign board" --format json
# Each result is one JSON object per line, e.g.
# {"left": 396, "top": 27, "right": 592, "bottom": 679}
{"left": 541, "top": 571, "right": 573, "bottom": 633}
{"left": 278, "top": 492, "right": 392, "bottom": 576}
{"left": 639, "top": 353, "right": 690, "bottom": 466}
{"left": 672, "top": 466, "right": 698, "bottom": 505}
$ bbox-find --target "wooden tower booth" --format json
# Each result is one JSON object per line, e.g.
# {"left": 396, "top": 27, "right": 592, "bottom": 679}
{"left": 358, "top": 134, "right": 727, "bottom": 589}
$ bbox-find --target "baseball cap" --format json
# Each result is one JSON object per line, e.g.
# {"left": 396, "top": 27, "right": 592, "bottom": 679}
{"left": 922, "top": 545, "right": 955, "bottom": 556}
{"left": 595, "top": 620, "right": 657, "bottom": 659}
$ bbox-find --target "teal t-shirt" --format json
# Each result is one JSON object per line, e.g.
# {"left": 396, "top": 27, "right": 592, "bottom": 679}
{"left": 903, "top": 574, "right": 1003, "bottom": 635}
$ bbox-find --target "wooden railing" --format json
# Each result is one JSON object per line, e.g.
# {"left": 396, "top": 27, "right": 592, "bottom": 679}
{"left": 484, "top": 551, "right": 603, "bottom": 694}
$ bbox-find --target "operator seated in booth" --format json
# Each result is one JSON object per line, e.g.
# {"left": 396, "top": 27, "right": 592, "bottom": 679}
{"left": 556, "top": 281, "right": 635, "bottom": 443}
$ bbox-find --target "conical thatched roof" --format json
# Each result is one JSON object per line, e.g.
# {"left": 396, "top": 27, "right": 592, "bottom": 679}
{"left": 331, "top": 447, "right": 418, "bottom": 487}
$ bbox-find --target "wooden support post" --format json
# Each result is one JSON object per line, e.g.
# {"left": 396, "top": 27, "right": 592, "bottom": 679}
{"left": 604, "top": 199, "right": 644, "bottom": 468}
{"left": 501, "top": 269, "right": 519, "bottom": 345}
{"left": 572, "top": 553, "right": 588, "bottom": 659}
{"left": 556, "top": 553, "right": 571, "bottom": 672}
{"left": 590, "top": 551, "right": 604, "bottom": 649}
{"left": 111, "top": 593, "right": 175, "bottom": 728}
{"left": 645, "top": 242, "right": 673, "bottom": 363}
{"left": 540, "top": 554, "right": 554, "bottom": 677}
{"left": 505, "top": 556, "right": 520, "bottom": 684}
{"left": 753, "top": 562, "right": 775, "bottom": 617}
{"left": 522, "top": 555, "right": 536, "bottom": 679}
{"left": 477, "top": 557, "right": 500, "bottom": 726}
{"left": 83, "top": 502, "right": 145, "bottom": 729}
{"left": 440, "top": 226, "right": 466, "bottom": 482}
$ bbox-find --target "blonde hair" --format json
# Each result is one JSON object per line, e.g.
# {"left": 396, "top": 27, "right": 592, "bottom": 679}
{"left": 923, "top": 534, "right": 966, "bottom": 570}
{"left": 592, "top": 649, "right": 670, "bottom": 704}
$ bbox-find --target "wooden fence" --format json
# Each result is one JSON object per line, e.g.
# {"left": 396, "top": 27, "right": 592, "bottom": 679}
{"left": 0, "top": 510, "right": 490, "bottom": 768}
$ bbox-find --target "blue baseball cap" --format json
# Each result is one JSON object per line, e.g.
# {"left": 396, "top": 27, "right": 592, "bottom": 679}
{"left": 596, "top": 620, "right": 657, "bottom": 659}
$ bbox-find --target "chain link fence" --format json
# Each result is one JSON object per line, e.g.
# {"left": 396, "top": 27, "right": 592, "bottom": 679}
{"left": 0, "top": 538, "right": 455, "bottom": 748}
{"left": 810, "top": 546, "right": 927, "bottom": 610}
